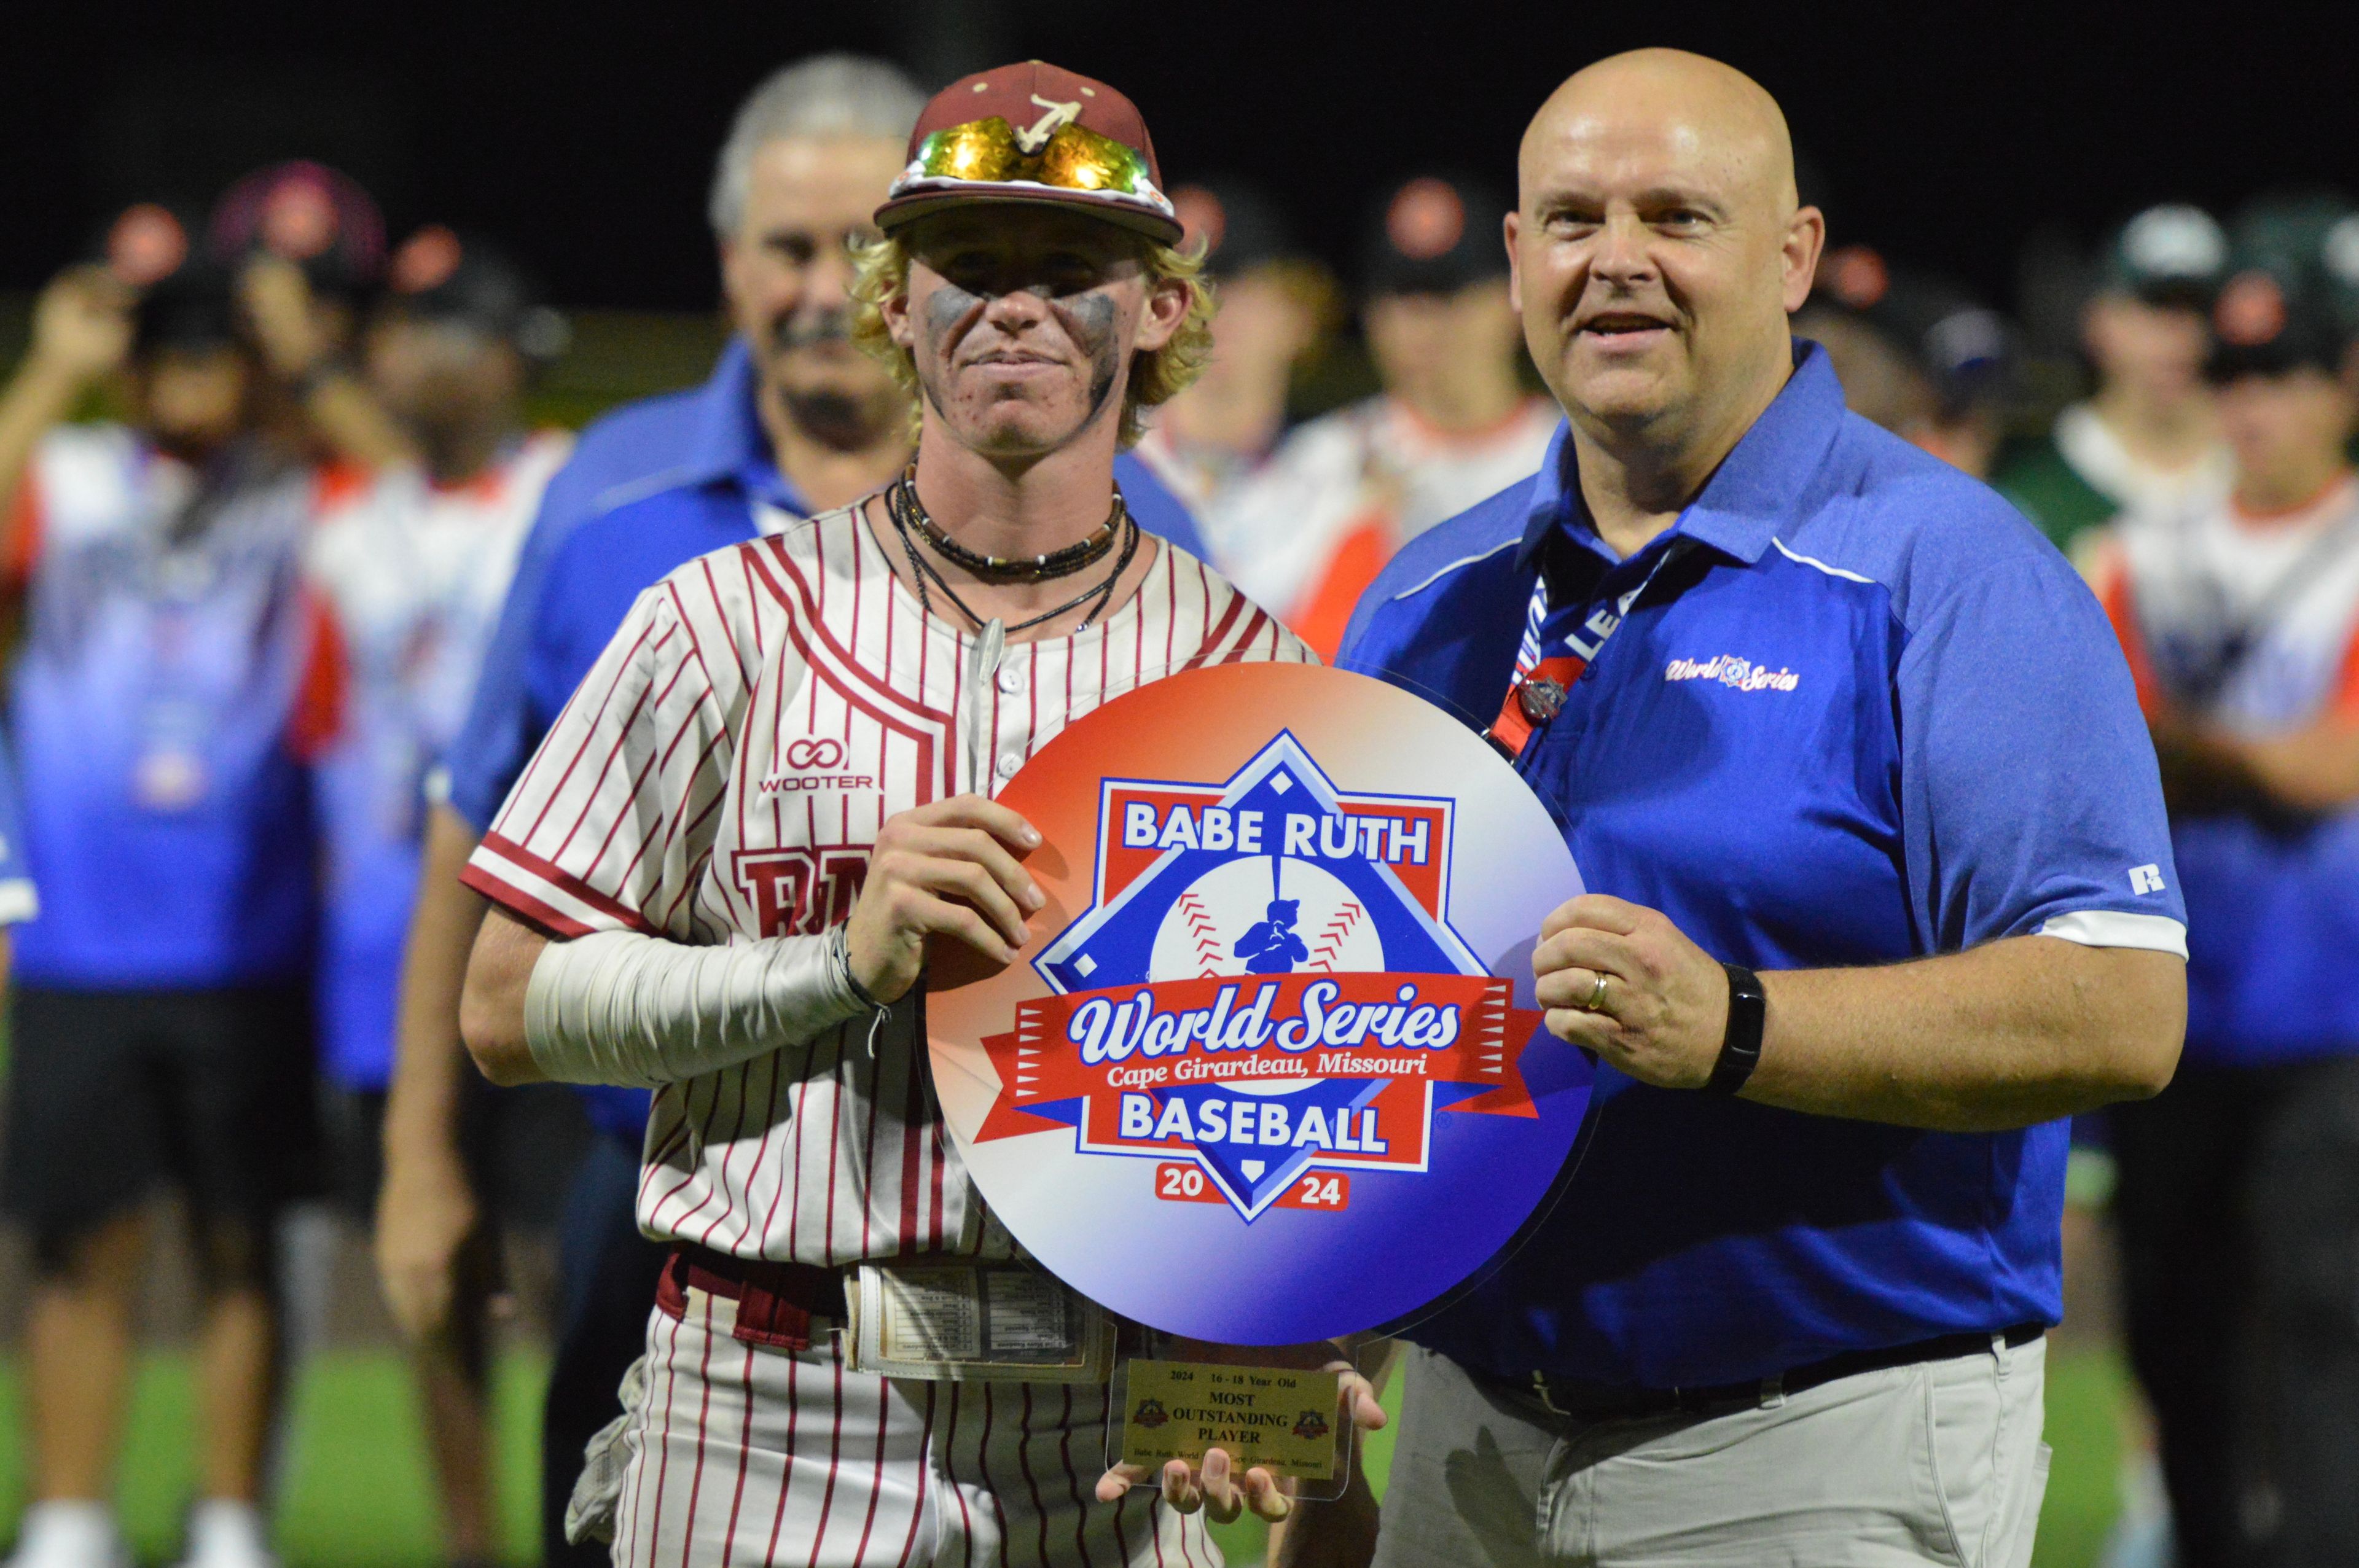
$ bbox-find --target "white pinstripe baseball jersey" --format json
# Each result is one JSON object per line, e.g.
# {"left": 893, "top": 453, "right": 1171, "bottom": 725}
{"left": 463, "top": 501, "right": 1311, "bottom": 1265}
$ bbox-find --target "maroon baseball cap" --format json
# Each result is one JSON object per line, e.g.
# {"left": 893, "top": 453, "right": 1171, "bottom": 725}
{"left": 875, "top": 61, "right": 1183, "bottom": 245}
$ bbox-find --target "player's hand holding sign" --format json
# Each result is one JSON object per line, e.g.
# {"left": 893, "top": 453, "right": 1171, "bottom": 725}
{"left": 844, "top": 794, "right": 1047, "bottom": 1002}
{"left": 1532, "top": 893, "right": 1731, "bottom": 1089}
{"left": 1092, "top": 1351, "right": 1387, "bottom": 1524}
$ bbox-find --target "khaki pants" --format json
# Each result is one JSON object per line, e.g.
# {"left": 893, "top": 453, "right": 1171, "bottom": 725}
{"left": 1372, "top": 1338, "right": 2051, "bottom": 1568}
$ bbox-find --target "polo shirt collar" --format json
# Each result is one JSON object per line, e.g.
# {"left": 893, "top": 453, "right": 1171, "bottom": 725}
{"left": 1517, "top": 340, "right": 1845, "bottom": 572}
{"left": 683, "top": 336, "right": 806, "bottom": 513}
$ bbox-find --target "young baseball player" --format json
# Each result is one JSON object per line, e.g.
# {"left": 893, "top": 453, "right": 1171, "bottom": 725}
{"left": 2091, "top": 201, "right": 2359, "bottom": 1568}
{"left": 375, "top": 64, "right": 1229, "bottom": 1561}
{"left": 454, "top": 63, "right": 1318, "bottom": 1567}
{"left": 1132, "top": 179, "right": 1340, "bottom": 515}
{"left": 0, "top": 216, "right": 321, "bottom": 1568}
{"left": 1203, "top": 173, "right": 1557, "bottom": 660}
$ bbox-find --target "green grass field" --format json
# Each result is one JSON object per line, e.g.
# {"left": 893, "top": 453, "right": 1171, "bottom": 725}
{"left": 0, "top": 1344, "right": 2135, "bottom": 1566}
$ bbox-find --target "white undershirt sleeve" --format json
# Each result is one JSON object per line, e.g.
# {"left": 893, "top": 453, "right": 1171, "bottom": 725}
{"left": 522, "top": 927, "right": 876, "bottom": 1088}
{"left": 2034, "top": 908, "right": 2189, "bottom": 959}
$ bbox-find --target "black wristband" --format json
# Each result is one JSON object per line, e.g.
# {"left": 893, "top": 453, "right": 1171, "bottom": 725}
{"left": 1707, "top": 962, "right": 1766, "bottom": 1095}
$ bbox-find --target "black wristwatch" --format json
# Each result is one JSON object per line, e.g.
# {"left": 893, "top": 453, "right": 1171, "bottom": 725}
{"left": 1707, "top": 962, "right": 1766, "bottom": 1095}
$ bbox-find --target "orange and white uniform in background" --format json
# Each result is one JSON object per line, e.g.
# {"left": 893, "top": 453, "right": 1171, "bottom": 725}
{"left": 1201, "top": 394, "right": 1557, "bottom": 659}
{"left": 301, "top": 431, "right": 571, "bottom": 1093}
{"left": 2085, "top": 474, "right": 2359, "bottom": 728}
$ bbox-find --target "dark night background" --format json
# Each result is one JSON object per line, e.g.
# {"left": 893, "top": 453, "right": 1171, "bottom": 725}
{"left": 2, "top": 0, "right": 2352, "bottom": 327}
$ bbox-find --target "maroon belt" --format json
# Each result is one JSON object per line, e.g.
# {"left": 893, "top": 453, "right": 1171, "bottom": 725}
{"left": 655, "top": 1242, "right": 843, "bottom": 1351}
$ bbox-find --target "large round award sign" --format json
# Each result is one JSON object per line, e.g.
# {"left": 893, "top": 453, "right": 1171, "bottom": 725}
{"left": 927, "top": 662, "right": 1590, "bottom": 1345}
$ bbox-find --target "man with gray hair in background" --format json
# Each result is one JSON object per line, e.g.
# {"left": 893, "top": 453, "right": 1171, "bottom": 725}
{"left": 372, "top": 54, "right": 933, "bottom": 1568}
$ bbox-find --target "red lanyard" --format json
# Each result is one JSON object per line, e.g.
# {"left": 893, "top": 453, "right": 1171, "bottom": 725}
{"left": 1485, "top": 540, "right": 1686, "bottom": 759}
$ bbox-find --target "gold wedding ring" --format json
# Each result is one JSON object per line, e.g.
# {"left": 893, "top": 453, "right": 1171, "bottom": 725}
{"left": 1585, "top": 972, "right": 1610, "bottom": 1012}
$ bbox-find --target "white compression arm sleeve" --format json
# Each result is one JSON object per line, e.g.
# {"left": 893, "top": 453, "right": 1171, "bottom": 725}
{"left": 522, "top": 927, "right": 875, "bottom": 1088}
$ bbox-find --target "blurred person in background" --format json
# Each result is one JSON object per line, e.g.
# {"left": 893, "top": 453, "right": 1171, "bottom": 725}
{"left": 1997, "top": 204, "right": 2232, "bottom": 563}
{"left": 374, "top": 60, "right": 915, "bottom": 1559}
{"left": 372, "top": 52, "right": 1208, "bottom": 1563}
{"left": 0, "top": 215, "right": 323, "bottom": 1568}
{"left": 1805, "top": 235, "right": 2188, "bottom": 1568}
{"left": 1210, "top": 171, "right": 1555, "bottom": 657}
{"left": 1135, "top": 177, "right": 1339, "bottom": 511}
{"left": 207, "top": 160, "right": 410, "bottom": 474}
{"left": 375, "top": 60, "right": 920, "bottom": 1564}
{"left": 1790, "top": 246, "right": 1935, "bottom": 432}
{"left": 2088, "top": 200, "right": 2359, "bottom": 1568}
{"left": 303, "top": 228, "right": 576, "bottom": 1568}
{"left": 375, "top": 61, "right": 921, "bottom": 1564}
{"left": 1793, "top": 244, "right": 2016, "bottom": 477}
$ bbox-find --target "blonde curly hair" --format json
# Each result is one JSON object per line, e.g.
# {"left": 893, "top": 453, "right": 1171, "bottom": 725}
{"left": 848, "top": 225, "right": 1215, "bottom": 450}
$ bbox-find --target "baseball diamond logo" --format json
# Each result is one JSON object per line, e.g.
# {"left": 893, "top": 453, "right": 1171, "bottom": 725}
{"left": 972, "top": 731, "right": 1541, "bottom": 1220}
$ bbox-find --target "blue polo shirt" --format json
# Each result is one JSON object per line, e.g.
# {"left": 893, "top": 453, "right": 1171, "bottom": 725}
{"left": 445, "top": 337, "right": 1210, "bottom": 1142}
{"left": 1341, "top": 343, "right": 2188, "bottom": 1388}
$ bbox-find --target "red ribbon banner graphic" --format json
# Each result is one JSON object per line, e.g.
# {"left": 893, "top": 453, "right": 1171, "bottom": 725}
{"left": 976, "top": 972, "right": 1543, "bottom": 1142}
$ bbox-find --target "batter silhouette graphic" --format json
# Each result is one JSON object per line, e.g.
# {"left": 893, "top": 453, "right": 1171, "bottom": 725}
{"left": 1234, "top": 850, "right": 1312, "bottom": 974}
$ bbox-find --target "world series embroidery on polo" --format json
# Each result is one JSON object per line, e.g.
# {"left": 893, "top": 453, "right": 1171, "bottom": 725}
{"left": 927, "top": 661, "right": 1594, "bottom": 1344}
{"left": 1664, "top": 653, "right": 1802, "bottom": 692}
{"left": 971, "top": 730, "right": 1537, "bottom": 1222}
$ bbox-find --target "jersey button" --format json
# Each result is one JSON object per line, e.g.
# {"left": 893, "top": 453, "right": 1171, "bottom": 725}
{"left": 997, "top": 665, "right": 1026, "bottom": 694}
{"left": 995, "top": 752, "right": 1022, "bottom": 781}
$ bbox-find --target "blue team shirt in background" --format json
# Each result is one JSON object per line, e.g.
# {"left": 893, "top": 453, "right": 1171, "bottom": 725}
{"left": 1341, "top": 344, "right": 2188, "bottom": 1388}
{"left": 445, "top": 338, "right": 1211, "bottom": 1142}
{"left": 10, "top": 431, "right": 316, "bottom": 989}
{"left": 2099, "top": 493, "right": 2359, "bottom": 1066}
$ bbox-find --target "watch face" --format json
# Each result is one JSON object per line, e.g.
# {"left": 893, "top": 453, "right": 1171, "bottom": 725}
{"left": 927, "top": 661, "right": 1595, "bottom": 1344}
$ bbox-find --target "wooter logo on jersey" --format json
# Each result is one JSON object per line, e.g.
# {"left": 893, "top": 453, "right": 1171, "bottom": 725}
{"left": 970, "top": 731, "right": 1538, "bottom": 1220}
{"left": 757, "top": 733, "right": 877, "bottom": 795}
{"left": 928, "top": 661, "right": 1594, "bottom": 1344}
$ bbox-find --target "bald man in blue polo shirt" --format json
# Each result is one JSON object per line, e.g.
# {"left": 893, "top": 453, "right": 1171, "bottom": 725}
{"left": 1328, "top": 50, "right": 2190, "bottom": 1567}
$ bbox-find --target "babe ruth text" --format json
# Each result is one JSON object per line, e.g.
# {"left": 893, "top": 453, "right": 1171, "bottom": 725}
{"left": 1121, "top": 801, "right": 1433, "bottom": 866}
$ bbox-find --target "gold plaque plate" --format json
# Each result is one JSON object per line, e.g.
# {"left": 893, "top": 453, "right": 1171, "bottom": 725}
{"left": 1118, "top": 1359, "right": 1342, "bottom": 1481}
